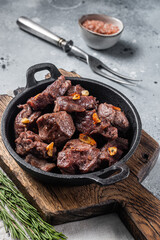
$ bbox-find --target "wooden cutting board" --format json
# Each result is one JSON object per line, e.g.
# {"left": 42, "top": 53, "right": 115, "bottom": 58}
{"left": 0, "top": 69, "right": 160, "bottom": 240}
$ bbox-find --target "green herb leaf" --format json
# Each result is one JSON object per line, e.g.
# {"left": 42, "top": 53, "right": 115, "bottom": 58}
{"left": 0, "top": 170, "right": 67, "bottom": 240}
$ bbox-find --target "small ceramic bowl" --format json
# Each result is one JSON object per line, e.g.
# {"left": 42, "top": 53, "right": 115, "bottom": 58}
{"left": 79, "top": 14, "right": 124, "bottom": 50}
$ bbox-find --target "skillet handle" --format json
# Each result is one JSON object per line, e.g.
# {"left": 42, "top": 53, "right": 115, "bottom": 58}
{"left": 88, "top": 164, "right": 130, "bottom": 186}
{"left": 26, "top": 63, "right": 61, "bottom": 88}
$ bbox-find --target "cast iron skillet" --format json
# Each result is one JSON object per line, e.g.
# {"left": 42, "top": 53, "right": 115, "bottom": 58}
{"left": 1, "top": 63, "right": 142, "bottom": 186}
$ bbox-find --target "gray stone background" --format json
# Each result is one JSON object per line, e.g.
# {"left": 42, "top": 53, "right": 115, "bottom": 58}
{"left": 0, "top": 0, "right": 159, "bottom": 239}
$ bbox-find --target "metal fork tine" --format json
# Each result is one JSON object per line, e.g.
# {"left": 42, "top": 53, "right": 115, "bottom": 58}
{"left": 100, "top": 62, "right": 142, "bottom": 82}
{"left": 69, "top": 47, "right": 140, "bottom": 86}
{"left": 94, "top": 67, "right": 136, "bottom": 86}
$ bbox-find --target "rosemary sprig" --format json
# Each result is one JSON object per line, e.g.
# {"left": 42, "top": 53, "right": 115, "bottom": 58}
{"left": 0, "top": 201, "right": 26, "bottom": 240}
{"left": 0, "top": 170, "right": 67, "bottom": 240}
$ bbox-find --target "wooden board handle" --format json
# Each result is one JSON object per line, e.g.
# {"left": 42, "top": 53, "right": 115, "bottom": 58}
{"left": 117, "top": 174, "right": 160, "bottom": 240}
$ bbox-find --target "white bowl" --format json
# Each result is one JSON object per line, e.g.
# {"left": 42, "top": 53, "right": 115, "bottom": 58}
{"left": 79, "top": 14, "right": 124, "bottom": 50}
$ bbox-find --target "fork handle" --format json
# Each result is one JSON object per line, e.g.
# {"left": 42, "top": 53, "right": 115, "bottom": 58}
{"left": 17, "top": 16, "right": 72, "bottom": 52}
{"left": 17, "top": 16, "right": 89, "bottom": 62}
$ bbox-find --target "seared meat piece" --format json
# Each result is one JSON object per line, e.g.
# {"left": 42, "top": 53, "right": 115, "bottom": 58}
{"left": 75, "top": 110, "right": 118, "bottom": 140}
{"left": 14, "top": 104, "right": 41, "bottom": 137}
{"left": 25, "top": 154, "right": 56, "bottom": 172}
{"left": 113, "top": 110, "right": 129, "bottom": 131}
{"left": 27, "top": 75, "right": 71, "bottom": 110}
{"left": 37, "top": 111, "right": 75, "bottom": 145}
{"left": 98, "top": 103, "right": 129, "bottom": 131}
{"left": 98, "top": 103, "right": 115, "bottom": 121}
{"left": 57, "top": 139, "right": 100, "bottom": 174}
{"left": 15, "top": 131, "right": 56, "bottom": 159}
{"left": 67, "top": 84, "right": 85, "bottom": 96}
{"left": 75, "top": 110, "right": 97, "bottom": 134}
{"left": 100, "top": 125, "right": 118, "bottom": 139}
{"left": 54, "top": 96, "right": 97, "bottom": 113}
{"left": 14, "top": 104, "right": 31, "bottom": 137}
{"left": 99, "top": 137, "right": 129, "bottom": 166}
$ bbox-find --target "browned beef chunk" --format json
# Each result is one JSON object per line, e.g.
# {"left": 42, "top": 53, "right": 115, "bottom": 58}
{"left": 75, "top": 110, "right": 118, "bottom": 140}
{"left": 75, "top": 110, "right": 97, "bottom": 134}
{"left": 98, "top": 103, "right": 116, "bottom": 121}
{"left": 113, "top": 110, "right": 129, "bottom": 130}
{"left": 15, "top": 131, "right": 56, "bottom": 159}
{"left": 25, "top": 154, "right": 56, "bottom": 172}
{"left": 100, "top": 125, "right": 118, "bottom": 139}
{"left": 36, "top": 111, "right": 75, "bottom": 145}
{"left": 54, "top": 95, "right": 97, "bottom": 113}
{"left": 27, "top": 75, "right": 71, "bottom": 110}
{"left": 98, "top": 103, "right": 129, "bottom": 131}
{"left": 57, "top": 139, "right": 100, "bottom": 174}
{"left": 99, "top": 137, "right": 129, "bottom": 166}
{"left": 67, "top": 84, "right": 85, "bottom": 96}
{"left": 14, "top": 104, "right": 41, "bottom": 138}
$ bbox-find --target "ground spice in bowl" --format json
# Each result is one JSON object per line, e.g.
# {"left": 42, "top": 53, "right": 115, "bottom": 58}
{"left": 82, "top": 19, "right": 119, "bottom": 35}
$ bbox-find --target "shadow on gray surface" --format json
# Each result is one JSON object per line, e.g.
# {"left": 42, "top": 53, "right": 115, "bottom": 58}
{"left": 97, "top": 40, "right": 140, "bottom": 60}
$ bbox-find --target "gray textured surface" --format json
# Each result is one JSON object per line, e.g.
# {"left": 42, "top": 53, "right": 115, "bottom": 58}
{"left": 0, "top": 0, "right": 160, "bottom": 239}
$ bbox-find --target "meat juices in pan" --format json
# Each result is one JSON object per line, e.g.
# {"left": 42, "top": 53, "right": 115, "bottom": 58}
{"left": 14, "top": 74, "right": 130, "bottom": 173}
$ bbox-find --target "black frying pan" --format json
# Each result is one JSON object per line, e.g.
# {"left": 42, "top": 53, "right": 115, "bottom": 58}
{"left": 1, "top": 63, "right": 142, "bottom": 186}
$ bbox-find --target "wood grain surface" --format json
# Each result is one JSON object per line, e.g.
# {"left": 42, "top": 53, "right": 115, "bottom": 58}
{"left": 0, "top": 70, "right": 160, "bottom": 240}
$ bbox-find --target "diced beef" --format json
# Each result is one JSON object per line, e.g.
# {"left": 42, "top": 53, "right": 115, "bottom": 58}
{"left": 99, "top": 137, "right": 129, "bottom": 166}
{"left": 75, "top": 110, "right": 97, "bottom": 134}
{"left": 14, "top": 104, "right": 31, "bottom": 137}
{"left": 25, "top": 154, "right": 56, "bottom": 172}
{"left": 29, "top": 111, "right": 42, "bottom": 124}
{"left": 54, "top": 95, "right": 97, "bottom": 113}
{"left": 98, "top": 103, "right": 115, "bottom": 121}
{"left": 14, "top": 73, "right": 130, "bottom": 175}
{"left": 100, "top": 125, "right": 118, "bottom": 139}
{"left": 98, "top": 103, "right": 129, "bottom": 131}
{"left": 36, "top": 111, "right": 75, "bottom": 145}
{"left": 27, "top": 75, "right": 71, "bottom": 110}
{"left": 15, "top": 131, "right": 56, "bottom": 159}
{"left": 57, "top": 139, "right": 100, "bottom": 174}
{"left": 67, "top": 84, "right": 85, "bottom": 96}
{"left": 113, "top": 110, "right": 130, "bottom": 131}
{"left": 14, "top": 104, "right": 41, "bottom": 138}
{"left": 75, "top": 110, "right": 118, "bottom": 140}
